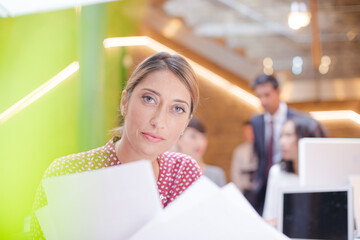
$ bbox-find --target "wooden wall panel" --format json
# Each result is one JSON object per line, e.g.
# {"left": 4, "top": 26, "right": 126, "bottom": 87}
{"left": 195, "top": 77, "right": 258, "bottom": 182}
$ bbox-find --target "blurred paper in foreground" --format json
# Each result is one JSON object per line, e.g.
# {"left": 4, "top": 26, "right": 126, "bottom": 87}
{"left": 36, "top": 162, "right": 290, "bottom": 240}
{"left": 36, "top": 160, "right": 162, "bottom": 240}
{"left": 130, "top": 180, "right": 290, "bottom": 240}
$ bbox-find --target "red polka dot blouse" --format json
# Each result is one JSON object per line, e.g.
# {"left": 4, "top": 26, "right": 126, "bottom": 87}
{"left": 30, "top": 137, "right": 202, "bottom": 239}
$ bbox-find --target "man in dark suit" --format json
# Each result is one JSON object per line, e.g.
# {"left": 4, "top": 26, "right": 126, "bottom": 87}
{"left": 249, "top": 74, "right": 300, "bottom": 215}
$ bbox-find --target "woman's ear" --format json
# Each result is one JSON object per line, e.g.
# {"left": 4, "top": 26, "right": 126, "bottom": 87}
{"left": 120, "top": 90, "right": 128, "bottom": 117}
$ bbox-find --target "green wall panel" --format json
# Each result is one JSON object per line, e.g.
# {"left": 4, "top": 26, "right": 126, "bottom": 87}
{"left": 0, "top": 73, "right": 79, "bottom": 239}
{"left": 0, "top": 9, "right": 79, "bottom": 239}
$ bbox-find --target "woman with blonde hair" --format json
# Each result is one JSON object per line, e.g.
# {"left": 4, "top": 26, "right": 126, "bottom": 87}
{"left": 31, "top": 52, "right": 202, "bottom": 239}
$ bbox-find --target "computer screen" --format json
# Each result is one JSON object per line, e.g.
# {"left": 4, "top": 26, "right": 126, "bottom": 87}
{"left": 299, "top": 138, "right": 360, "bottom": 187}
{"left": 278, "top": 186, "right": 353, "bottom": 240}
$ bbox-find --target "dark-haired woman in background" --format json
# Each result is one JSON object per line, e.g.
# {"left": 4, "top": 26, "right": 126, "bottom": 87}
{"left": 263, "top": 115, "right": 328, "bottom": 225}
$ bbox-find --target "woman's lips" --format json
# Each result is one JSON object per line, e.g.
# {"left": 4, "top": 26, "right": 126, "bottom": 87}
{"left": 141, "top": 132, "right": 165, "bottom": 143}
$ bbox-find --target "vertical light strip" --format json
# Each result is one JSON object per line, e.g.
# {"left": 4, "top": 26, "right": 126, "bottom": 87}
{"left": 0, "top": 61, "right": 79, "bottom": 124}
{"left": 310, "top": 110, "right": 360, "bottom": 125}
{"left": 103, "top": 36, "right": 262, "bottom": 111}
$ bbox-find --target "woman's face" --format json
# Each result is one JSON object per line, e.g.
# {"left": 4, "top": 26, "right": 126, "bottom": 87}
{"left": 280, "top": 120, "right": 298, "bottom": 161}
{"left": 121, "top": 70, "right": 192, "bottom": 160}
{"left": 177, "top": 127, "right": 208, "bottom": 161}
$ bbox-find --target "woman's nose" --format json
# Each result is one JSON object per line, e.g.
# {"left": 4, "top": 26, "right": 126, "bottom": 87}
{"left": 150, "top": 106, "right": 167, "bottom": 129}
{"left": 279, "top": 137, "right": 285, "bottom": 148}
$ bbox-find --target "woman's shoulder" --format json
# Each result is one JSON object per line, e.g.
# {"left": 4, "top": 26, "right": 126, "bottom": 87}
{"left": 204, "top": 164, "right": 224, "bottom": 174}
{"left": 269, "top": 164, "right": 298, "bottom": 182}
{"left": 269, "top": 163, "right": 281, "bottom": 173}
{"left": 161, "top": 152, "right": 201, "bottom": 172}
{"left": 43, "top": 141, "right": 115, "bottom": 179}
{"left": 43, "top": 150, "right": 91, "bottom": 178}
{"left": 162, "top": 151, "right": 196, "bottom": 162}
{"left": 268, "top": 164, "right": 282, "bottom": 180}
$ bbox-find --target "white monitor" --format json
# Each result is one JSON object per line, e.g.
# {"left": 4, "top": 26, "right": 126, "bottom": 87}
{"left": 299, "top": 138, "right": 360, "bottom": 187}
{"left": 278, "top": 185, "right": 354, "bottom": 240}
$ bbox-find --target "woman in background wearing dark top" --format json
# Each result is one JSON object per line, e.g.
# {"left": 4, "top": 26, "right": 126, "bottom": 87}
{"left": 263, "top": 115, "right": 327, "bottom": 226}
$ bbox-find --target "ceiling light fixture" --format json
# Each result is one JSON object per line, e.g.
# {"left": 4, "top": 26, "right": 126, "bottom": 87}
{"left": 0, "top": 62, "right": 79, "bottom": 124}
{"left": 162, "top": 19, "right": 183, "bottom": 38}
{"left": 288, "top": 1, "right": 311, "bottom": 30}
{"left": 104, "top": 36, "right": 262, "bottom": 111}
{"left": 263, "top": 57, "right": 274, "bottom": 75}
{"left": 318, "top": 55, "right": 331, "bottom": 75}
{"left": 292, "top": 56, "right": 303, "bottom": 75}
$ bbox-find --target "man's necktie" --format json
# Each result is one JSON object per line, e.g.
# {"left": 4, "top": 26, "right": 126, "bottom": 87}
{"left": 266, "top": 119, "right": 274, "bottom": 180}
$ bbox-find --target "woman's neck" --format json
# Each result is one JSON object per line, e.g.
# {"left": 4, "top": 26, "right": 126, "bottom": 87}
{"left": 115, "top": 137, "right": 160, "bottom": 180}
{"left": 196, "top": 158, "right": 206, "bottom": 172}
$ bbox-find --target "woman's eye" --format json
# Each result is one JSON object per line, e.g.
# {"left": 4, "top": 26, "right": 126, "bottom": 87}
{"left": 174, "top": 106, "right": 185, "bottom": 113}
{"left": 143, "top": 96, "right": 155, "bottom": 103}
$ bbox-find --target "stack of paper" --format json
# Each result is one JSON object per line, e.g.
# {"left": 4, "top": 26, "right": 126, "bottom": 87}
{"left": 37, "top": 161, "right": 290, "bottom": 240}
{"left": 36, "top": 160, "right": 162, "bottom": 240}
{"left": 129, "top": 177, "right": 289, "bottom": 240}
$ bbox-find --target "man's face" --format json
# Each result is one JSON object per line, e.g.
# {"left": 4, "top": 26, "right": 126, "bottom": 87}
{"left": 254, "top": 82, "right": 280, "bottom": 114}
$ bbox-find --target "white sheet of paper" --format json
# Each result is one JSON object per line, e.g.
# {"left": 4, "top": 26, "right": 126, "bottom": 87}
{"left": 221, "top": 183, "right": 289, "bottom": 239}
{"left": 221, "top": 183, "right": 261, "bottom": 218}
{"left": 162, "top": 176, "right": 220, "bottom": 219}
{"left": 131, "top": 182, "right": 290, "bottom": 240}
{"left": 39, "top": 160, "right": 162, "bottom": 240}
{"left": 35, "top": 205, "right": 58, "bottom": 240}
{"left": 129, "top": 176, "right": 219, "bottom": 239}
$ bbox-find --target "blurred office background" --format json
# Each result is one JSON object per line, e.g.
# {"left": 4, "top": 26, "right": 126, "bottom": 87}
{"left": 0, "top": 0, "right": 359, "bottom": 238}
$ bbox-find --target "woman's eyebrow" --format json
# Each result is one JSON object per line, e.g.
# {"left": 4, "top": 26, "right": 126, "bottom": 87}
{"left": 142, "top": 88, "right": 160, "bottom": 97}
{"left": 142, "top": 88, "right": 190, "bottom": 108}
{"left": 174, "top": 99, "right": 190, "bottom": 108}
